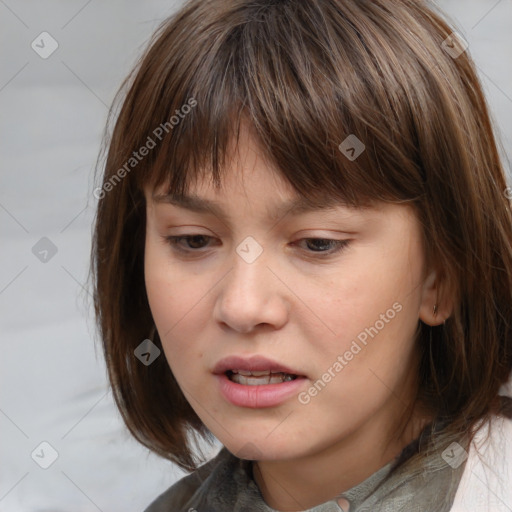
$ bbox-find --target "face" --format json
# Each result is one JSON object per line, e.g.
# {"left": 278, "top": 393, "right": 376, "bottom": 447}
{"left": 144, "top": 122, "right": 436, "bottom": 463}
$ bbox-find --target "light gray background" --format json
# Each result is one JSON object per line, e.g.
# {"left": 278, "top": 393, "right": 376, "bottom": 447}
{"left": 1, "top": 1, "right": 511, "bottom": 510}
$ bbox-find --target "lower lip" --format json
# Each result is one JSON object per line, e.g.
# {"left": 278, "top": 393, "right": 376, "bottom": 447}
{"left": 217, "top": 373, "right": 307, "bottom": 408}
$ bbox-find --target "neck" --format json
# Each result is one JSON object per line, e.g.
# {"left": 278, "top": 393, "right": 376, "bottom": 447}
{"left": 252, "top": 397, "right": 432, "bottom": 511}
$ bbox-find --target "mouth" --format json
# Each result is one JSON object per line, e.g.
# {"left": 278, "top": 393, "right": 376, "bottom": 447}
{"left": 213, "top": 355, "right": 306, "bottom": 383}
{"left": 226, "top": 369, "right": 299, "bottom": 385}
{"left": 215, "top": 357, "right": 307, "bottom": 408}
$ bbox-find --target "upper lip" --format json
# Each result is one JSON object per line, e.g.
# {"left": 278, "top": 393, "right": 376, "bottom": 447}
{"left": 213, "top": 355, "right": 305, "bottom": 376}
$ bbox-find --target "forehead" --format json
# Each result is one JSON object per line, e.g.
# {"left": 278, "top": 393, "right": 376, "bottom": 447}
{"left": 150, "top": 190, "right": 366, "bottom": 220}
{"left": 145, "top": 125, "right": 374, "bottom": 221}
{"left": 143, "top": 113, "right": 389, "bottom": 229}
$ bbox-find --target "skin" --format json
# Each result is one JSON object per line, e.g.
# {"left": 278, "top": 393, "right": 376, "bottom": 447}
{"left": 144, "top": 121, "right": 450, "bottom": 511}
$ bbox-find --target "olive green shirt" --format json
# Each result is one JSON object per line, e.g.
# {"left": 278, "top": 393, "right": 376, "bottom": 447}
{"left": 144, "top": 440, "right": 466, "bottom": 512}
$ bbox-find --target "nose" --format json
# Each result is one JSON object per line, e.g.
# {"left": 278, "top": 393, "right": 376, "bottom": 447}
{"left": 212, "top": 242, "right": 290, "bottom": 334}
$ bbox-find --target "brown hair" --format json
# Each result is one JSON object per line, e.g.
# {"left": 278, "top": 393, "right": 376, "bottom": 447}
{"left": 91, "top": 0, "right": 512, "bottom": 477}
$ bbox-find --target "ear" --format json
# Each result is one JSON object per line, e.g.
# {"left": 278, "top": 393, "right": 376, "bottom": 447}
{"left": 418, "top": 268, "right": 453, "bottom": 326}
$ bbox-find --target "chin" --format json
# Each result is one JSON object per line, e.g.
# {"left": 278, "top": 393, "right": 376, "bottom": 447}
{"left": 220, "top": 433, "right": 304, "bottom": 462}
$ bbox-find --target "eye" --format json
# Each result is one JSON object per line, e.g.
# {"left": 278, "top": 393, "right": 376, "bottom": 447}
{"left": 163, "top": 235, "right": 350, "bottom": 258}
{"left": 293, "top": 238, "right": 350, "bottom": 257}
{"left": 163, "top": 234, "right": 215, "bottom": 253}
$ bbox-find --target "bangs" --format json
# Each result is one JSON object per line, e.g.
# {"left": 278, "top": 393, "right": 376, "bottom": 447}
{"left": 119, "top": 0, "right": 440, "bottom": 209}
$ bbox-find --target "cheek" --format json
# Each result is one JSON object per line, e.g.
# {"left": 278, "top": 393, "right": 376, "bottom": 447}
{"left": 317, "top": 262, "right": 418, "bottom": 339}
{"left": 144, "top": 239, "right": 212, "bottom": 373}
{"left": 144, "top": 239, "right": 183, "bottom": 342}
{"left": 303, "top": 243, "right": 423, "bottom": 378}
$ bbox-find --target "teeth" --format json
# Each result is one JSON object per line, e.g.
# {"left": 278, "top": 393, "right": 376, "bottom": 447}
{"left": 229, "top": 372, "right": 297, "bottom": 385}
{"left": 237, "top": 370, "right": 270, "bottom": 376}
{"left": 231, "top": 369, "right": 294, "bottom": 376}
{"left": 249, "top": 370, "right": 271, "bottom": 376}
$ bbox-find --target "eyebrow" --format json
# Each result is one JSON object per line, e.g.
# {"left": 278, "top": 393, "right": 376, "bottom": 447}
{"left": 151, "top": 192, "right": 354, "bottom": 221}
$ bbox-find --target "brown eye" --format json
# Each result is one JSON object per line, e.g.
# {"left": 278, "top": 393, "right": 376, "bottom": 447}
{"left": 294, "top": 238, "right": 350, "bottom": 257}
{"left": 164, "top": 235, "right": 215, "bottom": 252}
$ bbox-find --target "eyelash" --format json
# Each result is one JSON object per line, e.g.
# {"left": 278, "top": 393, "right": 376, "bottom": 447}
{"left": 162, "top": 235, "right": 350, "bottom": 258}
